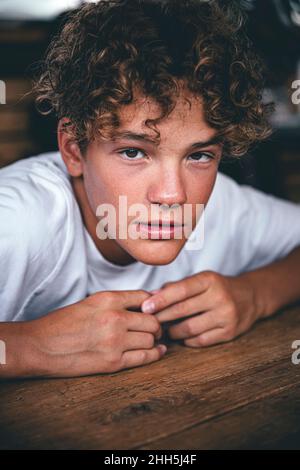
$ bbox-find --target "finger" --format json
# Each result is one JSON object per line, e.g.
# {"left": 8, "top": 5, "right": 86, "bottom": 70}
{"left": 168, "top": 310, "right": 220, "bottom": 340}
{"left": 121, "top": 344, "right": 167, "bottom": 369}
{"left": 141, "top": 273, "right": 210, "bottom": 314}
{"left": 124, "top": 332, "right": 155, "bottom": 350}
{"left": 112, "top": 290, "right": 152, "bottom": 310}
{"left": 154, "top": 324, "right": 163, "bottom": 340}
{"left": 125, "top": 311, "right": 161, "bottom": 336}
{"left": 155, "top": 291, "right": 213, "bottom": 323}
{"left": 184, "top": 328, "right": 229, "bottom": 348}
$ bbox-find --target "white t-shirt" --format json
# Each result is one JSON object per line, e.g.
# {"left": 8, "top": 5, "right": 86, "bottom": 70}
{"left": 1, "top": 151, "right": 300, "bottom": 322}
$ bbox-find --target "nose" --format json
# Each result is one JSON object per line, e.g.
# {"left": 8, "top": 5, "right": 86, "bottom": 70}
{"left": 147, "top": 162, "right": 187, "bottom": 208}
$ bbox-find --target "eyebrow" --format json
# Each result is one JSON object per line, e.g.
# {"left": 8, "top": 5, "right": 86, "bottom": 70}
{"left": 112, "top": 131, "right": 159, "bottom": 145}
{"left": 111, "top": 131, "right": 223, "bottom": 149}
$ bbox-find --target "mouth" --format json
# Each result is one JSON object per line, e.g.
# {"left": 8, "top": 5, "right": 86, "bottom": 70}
{"left": 137, "top": 221, "right": 185, "bottom": 227}
{"left": 135, "top": 221, "right": 186, "bottom": 239}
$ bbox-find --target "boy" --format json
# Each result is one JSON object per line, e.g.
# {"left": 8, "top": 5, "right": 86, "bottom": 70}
{"left": 1, "top": 0, "right": 300, "bottom": 379}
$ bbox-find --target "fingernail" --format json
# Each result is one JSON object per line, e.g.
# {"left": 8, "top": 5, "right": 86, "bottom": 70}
{"left": 142, "top": 301, "right": 156, "bottom": 314}
{"left": 150, "top": 289, "right": 161, "bottom": 295}
{"left": 158, "top": 344, "right": 167, "bottom": 355}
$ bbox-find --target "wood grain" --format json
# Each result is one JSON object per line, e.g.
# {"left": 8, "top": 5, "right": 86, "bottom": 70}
{"left": 0, "top": 304, "right": 299, "bottom": 450}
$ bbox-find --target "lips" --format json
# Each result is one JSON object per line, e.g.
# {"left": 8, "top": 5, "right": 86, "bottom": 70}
{"left": 136, "top": 220, "right": 185, "bottom": 240}
{"left": 138, "top": 221, "right": 184, "bottom": 227}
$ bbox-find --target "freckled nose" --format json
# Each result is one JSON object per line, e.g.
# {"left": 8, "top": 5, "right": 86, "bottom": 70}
{"left": 147, "top": 165, "right": 187, "bottom": 207}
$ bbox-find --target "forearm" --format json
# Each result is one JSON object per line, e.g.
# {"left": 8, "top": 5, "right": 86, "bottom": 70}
{"left": 0, "top": 321, "right": 44, "bottom": 379}
{"left": 239, "top": 245, "right": 300, "bottom": 319}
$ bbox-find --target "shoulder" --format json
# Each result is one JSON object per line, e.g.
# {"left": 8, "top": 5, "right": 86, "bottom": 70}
{"left": 207, "top": 171, "right": 300, "bottom": 271}
{"left": 0, "top": 152, "right": 89, "bottom": 321}
{"left": 0, "top": 151, "right": 75, "bottom": 261}
{"left": 207, "top": 171, "right": 300, "bottom": 223}
{"left": 207, "top": 171, "right": 257, "bottom": 213}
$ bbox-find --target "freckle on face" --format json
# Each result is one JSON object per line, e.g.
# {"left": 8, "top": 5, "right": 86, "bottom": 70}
{"left": 81, "top": 87, "right": 221, "bottom": 267}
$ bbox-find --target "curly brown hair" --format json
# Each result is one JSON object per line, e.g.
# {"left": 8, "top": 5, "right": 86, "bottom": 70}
{"left": 34, "top": 0, "right": 274, "bottom": 158}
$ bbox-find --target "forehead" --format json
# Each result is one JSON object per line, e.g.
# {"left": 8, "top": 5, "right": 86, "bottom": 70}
{"left": 117, "top": 89, "right": 216, "bottom": 143}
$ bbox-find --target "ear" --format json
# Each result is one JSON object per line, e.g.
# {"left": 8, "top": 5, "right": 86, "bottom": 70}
{"left": 57, "top": 118, "right": 84, "bottom": 177}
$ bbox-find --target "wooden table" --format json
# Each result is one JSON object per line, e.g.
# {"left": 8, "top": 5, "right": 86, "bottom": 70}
{"left": 1, "top": 304, "right": 300, "bottom": 450}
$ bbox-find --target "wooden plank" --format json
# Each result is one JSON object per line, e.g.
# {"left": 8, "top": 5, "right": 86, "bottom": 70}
{"left": 0, "top": 109, "right": 31, "bottom": 132}
{"left": 0, "top": 305, "right": 299, "bottom": 449}
{"left": 139, "top": 383, "right": 300, "bottom": 450}
{"left": 0, "top": 141, "right": 38, "bottom": 167}
{"left": 0, "top": 78, "right": 33, "bottom": 105}
{"left": 0, "top": 28, "right": 47, "bottom": 44}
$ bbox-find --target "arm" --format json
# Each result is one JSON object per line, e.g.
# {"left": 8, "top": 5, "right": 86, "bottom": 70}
{"left": 239, "top": 244, "right": 300, "bottom": 319}
{"left": 0, "top": 321, "right": 39, "bottom": 378}
{"left": 0, "top": 290, "right": 166, "bottom": 379}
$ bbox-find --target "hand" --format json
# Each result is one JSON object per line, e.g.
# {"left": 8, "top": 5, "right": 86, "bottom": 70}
{"left": 142, "top": 271, "right": 261, "bottom": 347}
{"left": 26, "top": 290, "right": 166, "bottom": 378}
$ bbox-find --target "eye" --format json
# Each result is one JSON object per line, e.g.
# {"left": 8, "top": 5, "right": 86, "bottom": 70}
{"left": 118, "top": 148, "right": 146, "bottom": 160}
{"left": 188, "top": 152, "right": 214, "bottom": 163}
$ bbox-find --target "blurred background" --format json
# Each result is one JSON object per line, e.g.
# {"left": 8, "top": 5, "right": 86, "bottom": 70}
{"left": 0, "top": 0, "right": 299, "bottom": 201}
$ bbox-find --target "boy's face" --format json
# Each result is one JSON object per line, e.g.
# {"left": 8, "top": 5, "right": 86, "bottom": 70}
{"left": 64, "top": 88, "right": 223, "bottom": 266}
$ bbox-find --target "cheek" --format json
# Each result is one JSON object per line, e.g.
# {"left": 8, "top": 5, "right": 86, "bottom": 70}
{"left": 83, "top": 170, "right": 104, "bottom": 211}
{"left": 185, "top": 171, "right": 217, "bottom": 227}
{"left": 84, "top": 164, "right": 142, "bottom": 220}
{"left": 187, "top": 171, "right": 217, "bottom": 205}
{"left": 84, "top": 164, "right": 118, "bottom": 208}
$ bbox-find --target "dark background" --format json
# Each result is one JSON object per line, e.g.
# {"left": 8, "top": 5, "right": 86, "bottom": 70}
{"left": 0, "top": 0, "right": 300, "bottom": 201}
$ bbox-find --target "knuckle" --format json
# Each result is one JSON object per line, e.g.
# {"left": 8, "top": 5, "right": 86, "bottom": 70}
{"left": 146, "top": 334, "right": 155, "bottom": 348}
{"left": 98, "top": 310, "right": 111, "bottom": 326}
{"left": 152, "top": 317, "right": 161, "bottom": 333}
{"left": 203, "top": 270, "right": 218, "bottom": 284}
{"left": 195, "top": 335, "right": 207, "bottom": 346}
{"left": 138, "top": 289, "right": 150, "bottom": 298}
{"left": 222, "top": 287, "right": 235, "bottom": 302}
{"left": 178, "top": 299, "right": 189, "bottom": 314}
{"left": 137, "top": 350, "right": 148, "bottom": 363}
{"left": 107, "top": 353, "right": 122, "bottom": 371}
{"left": 84, "top": 291, "right": 105, "bottom": 307}
{"left": 223, "top": 326, "right": 236, "bottom": 341}
{"left": 186, "top": 335, "right": 203, "bottom": 347}
{"left": 102, "top": 314, "right": 124, "bottom": 342}
{"left": 104, "top": 330, "right": 119, "bottom": 347}
{"left": 101, "top": 312, "right": 121, "bottom": 332}
{"left": 156, "top": 326, "right": 163, "bottom": 339}
{"left": 220, "top": 293, "right": 233, "bottom": 306}
{"left": 205, "top": 270, "right": 216, "bottom": 279}
{"left": 225, "top": 302, "right": 238, "bottom": 322}
{"left": 177, "top": 283, "right": 188, "bottom": 298}
{"left": 100, "top": 291, "right": 116, "bottom": 307}
{"left": 109, "top": 310, "right": 123, "bottom": 324}
{"left": 212, "top": 286, "right": 226, "bottom": 303}
{"left": 185, "top": 320, "right": 196, "bottom": 337}
{"left": 106, "top": 291, "right": 117, "bottom": 303}
{"left": 210, "top": 309, "right": 220, "bottom": 325}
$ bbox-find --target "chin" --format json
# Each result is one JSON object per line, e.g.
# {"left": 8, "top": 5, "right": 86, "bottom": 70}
{"left": 128, "top": 239, "right": 185, "bottom": 266}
